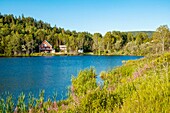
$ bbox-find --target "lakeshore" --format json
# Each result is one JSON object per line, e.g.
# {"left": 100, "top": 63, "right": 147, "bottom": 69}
{"left": 0, "top": 52, "right": 170, "bottom": 112}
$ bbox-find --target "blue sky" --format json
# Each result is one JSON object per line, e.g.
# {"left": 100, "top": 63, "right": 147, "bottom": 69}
{"left": 0, "top": 0, "right": 170, "bottom": 34}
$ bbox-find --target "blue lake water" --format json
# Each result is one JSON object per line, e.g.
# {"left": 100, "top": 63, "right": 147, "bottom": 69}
{"left": 0, "top": 55, "right": 142, "bottom": 101}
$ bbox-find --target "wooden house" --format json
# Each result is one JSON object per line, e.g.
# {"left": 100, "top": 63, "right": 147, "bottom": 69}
{"left": 39, "top": 40, "right": 55, "bottom": 53}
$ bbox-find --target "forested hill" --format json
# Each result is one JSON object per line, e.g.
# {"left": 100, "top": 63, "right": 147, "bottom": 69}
{"left": 0, "top": 13, "right": 169, "bottom": 56}
{"left": 127, "top": 31, "right": 154, "bottom": 38}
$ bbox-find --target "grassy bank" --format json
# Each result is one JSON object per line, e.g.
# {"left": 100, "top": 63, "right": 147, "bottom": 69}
{"left": 59, "top": 52, "right": 170, "bottom": 112}
{"left": 1, "top": 52, "right": 170, "bottom": 112}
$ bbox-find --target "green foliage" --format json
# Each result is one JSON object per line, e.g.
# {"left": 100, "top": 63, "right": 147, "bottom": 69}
{"left": 16, "top": 92, "right": 26, "bottom": 112}
{"left": 71, "top": 68, "right": 97, "bottom": 97}
{"left": 73, "top": 89, "right": 122, "bottom": 113}
{"left": 153, "top": 25, "right": 170, "bottom": 52}
{"left": 0, "top": 14, "right": 94, "bottom": 56}
{"left": 115, "top": 54, "right": 170, "bottom": 113}
{"left": 1, "top": 13, "right": 170, "bottom": 112}
{"left": 1, "top": 13, "right": 169, "bottom": 56}
{"left": 0, "top": 53, "right": 170, "bottom": 112}
{"left": 65, "top": 52, "right": 170, "bottom": 112}
{"left": 28, "top": 92, "right": 35, "bottom": 109}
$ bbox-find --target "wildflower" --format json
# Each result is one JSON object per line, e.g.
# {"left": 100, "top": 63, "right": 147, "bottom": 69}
{"left": 29, "top": 108, "right": 33, "bottom": 113}
{"left": 53, "top": 101, "right": 57, "bottom": 108}
{"left": 14, "top": 107, "right": 18, "bottom": 113}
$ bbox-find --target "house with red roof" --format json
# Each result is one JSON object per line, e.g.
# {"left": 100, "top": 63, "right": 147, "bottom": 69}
{"left": 39, "top": 40, "right": 55, "bottom": 53}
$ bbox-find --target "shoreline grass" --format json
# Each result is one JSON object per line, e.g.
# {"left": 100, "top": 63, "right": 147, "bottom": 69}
{"left": 1, "top": 52, "right": 170, "bottom": 112}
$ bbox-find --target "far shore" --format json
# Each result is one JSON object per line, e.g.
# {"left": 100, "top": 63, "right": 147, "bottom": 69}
{"left": 0, "top": 52, "right": 144, "bottom": 57}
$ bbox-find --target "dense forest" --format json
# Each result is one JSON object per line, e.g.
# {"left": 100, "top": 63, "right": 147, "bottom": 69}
{"left": 0, "top": 13, "right": 170, "bottom": 56}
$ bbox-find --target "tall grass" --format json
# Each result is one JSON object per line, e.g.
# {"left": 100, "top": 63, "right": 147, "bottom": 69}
{"left": 0, "top": 53, "right": 170, "bottom": 112}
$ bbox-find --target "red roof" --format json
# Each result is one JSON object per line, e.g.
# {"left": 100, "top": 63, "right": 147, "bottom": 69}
{"left": 41, "top": 40, "right": 52, "bottom": 47}
{"left": 39, "top": 40, "right": 53, "bottom": 51}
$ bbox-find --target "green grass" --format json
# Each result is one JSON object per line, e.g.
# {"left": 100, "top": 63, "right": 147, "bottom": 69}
{"left": 0, "top": 52, "right": 170, "bottom": 112}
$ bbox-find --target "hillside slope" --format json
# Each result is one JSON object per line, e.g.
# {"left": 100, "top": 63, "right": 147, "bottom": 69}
{"left": 126, "top": 31, "right": 154, "bottom": 38}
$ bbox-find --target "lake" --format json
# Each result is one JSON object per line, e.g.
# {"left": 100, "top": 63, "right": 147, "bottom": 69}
{"left": 0, "top": 55, "right": 143, "bottom": 101}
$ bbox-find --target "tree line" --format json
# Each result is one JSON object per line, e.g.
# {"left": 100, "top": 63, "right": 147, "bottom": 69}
{"left": 0, "top": 13, "right": 169, "bottom": 56}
